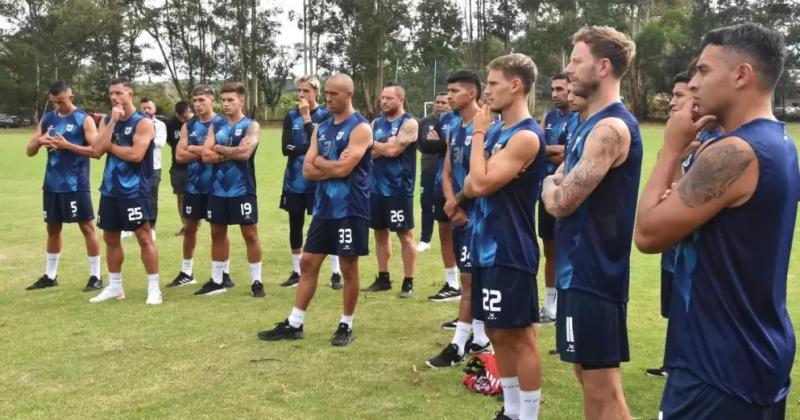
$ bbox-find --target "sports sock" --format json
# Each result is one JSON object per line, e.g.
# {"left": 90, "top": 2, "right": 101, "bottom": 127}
{"left": 147, "top": 274, "right": 160, "bottom": 293}
{"left": 519, "top": 389, "right": 541, "bottom": 420}
{"left": 452, "top": 321, "right": 472, "bottom": 355}
{"left": 88, "top": 255, "right": 101, "bottom": 278}
{"left": 108, "top": 272, "right": 123, "bottom": 291}
{"left": 472, "top": 319, "right": 490, "bottom": 346}
{"left": 181, "top": 258, "right": 193, "bottom": 276}
{"left": 500, "top": 377, "right": 521, "bottom": 419}
{"left": 288, "top": 307, "right": 305, "bottom": 328}
{"left": 545, "top": 287, "right": 557, "bottom": 317}
{"left": 211, "top": 261, "right": 224, "bottom": 285}
{"left": 445, "top": 266, "right": 459, "bottom": 289}
{"left": 330, "top": 255, "right": 341, "bottom": 274}
{"left": 223, "top": 259, "right": 230, "bottom": 274}
{"left": 45, "top": 253, "right": 60, "bottom": 280}
{"left": 291, "top": 254, "right": 301, "bottom": 274}
{"left": 340, "top": 313, "right": 353, "bottom": 328}
{"left": 250, "top": 262, "right": 262, "bottom": 284}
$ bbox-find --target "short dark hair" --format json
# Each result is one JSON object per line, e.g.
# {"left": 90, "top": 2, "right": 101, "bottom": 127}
{"left": 109, "top": 78, "right": 134, "bottom": 90}
{"left": 434, "top": 91, "right": 448, "bottom": 99}
{"left": 383, "top": 81, "right": 406, "bottom": 99}
{"left": 446, "top": 70, "right": 482, "bottom": 102}
{"left": 672, "top": 71, "right": 691, "bottom": 87}
{"left": 701, "top": 23, "right": 786, "bottom": 90}
{"left": 551, "top": 73, "right": 569, "bottom": 83}
{"left": 174, "top": 101, "right": 190, "bottom": 115}
{"left": 221, "top": 82, "right": 246, "bottom": 97}
{"left": 49, "top": 81, "right": 72, "bottom": 96}
{"left": 192, "top": 85, "right": 215, "bottom": 98}
{"left": 140, "top": 97, "right": 152, "bottom": 104}
{"left": 487, "top": 53, "right": 538, "bottom": 94}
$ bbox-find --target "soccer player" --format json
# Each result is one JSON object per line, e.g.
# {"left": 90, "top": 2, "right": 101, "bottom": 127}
{"left": 416, "top": 92, "right": 450, "bottom": 252}
{"left": 361, "top": 82, "right": 419, "bottom": 297}
{"left": 537, "top": 73, "right": 571, "bottom": 324}
{"left": 258, "top": 73, "right": 372, "bottom": 346}
{"left": 541, "top": 26, "right": 641, "bottom": 419}
{"left": 89, "top": 78, "right": 161, "bottom": 305}
{"left": 139, "top": 98, "right": 167, "bottom": 239}
{"left": 25, "top": 80, "right": 103, "bottom": 292}
{"left": 426, "top": 70, "right": 493, "bottom": 368}
{"left": 279, "top": 75, "right": 341, "bottom": 289}
{"left": 168, "top": 86, "right": 232, "bottom": 289}
{"left": 166, "top": 101, "right": 193, "bottom": 236}
{"left": 635, "top": 23, "right": 797, "bottom": 419}
{"left": 198, "top": 82, "right": 264, "bottom": 298}
{"left": 458, "top": 54, "right": 545, "bottom": 420}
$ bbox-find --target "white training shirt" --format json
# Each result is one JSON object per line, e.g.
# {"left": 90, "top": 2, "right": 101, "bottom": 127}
{"left": 151, "top": 117, "right": 167, "bottom": 170}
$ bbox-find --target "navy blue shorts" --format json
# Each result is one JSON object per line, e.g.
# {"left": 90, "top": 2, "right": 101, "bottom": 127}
{"left": 207, "top": 194, "right": 258, "bottom": 225}
{"left": 452, "top": 227, "right": 473, "bottom": 272}
{"left": 97, "top": 195, "right": 153, "bottom": 232}
{"left": 537, "top": 199, "right": 556, "bottom": 240}
{"left": 432, "top": 195, "right": 449, "bottom": 222}
{"left": 304, "top": 216, "right": 369, "bottom": 257}
{"left": 280, "top": 191, "right": 314, "bottom": 215}
{"left": 661, "top": 269, "right": 673, "bottom": 319}
{"left": 43, "top": 191, "right": 94, "bottom": 224}
{"left": 556, "top": 288, "right": 629, "bottom": 367}
{"left": 471, "top": 266, "right": 538, "bottom": 329}
{"left": 182, "top": 193, "right": 209, "bottom": 221}
{"left": 660, "top": 368, "right": 786, "bottom": 420}
{"left": 369, "top": 195, "right": 414, "bottom": 231}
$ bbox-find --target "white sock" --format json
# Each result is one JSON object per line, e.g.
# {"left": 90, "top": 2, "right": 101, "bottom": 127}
{"left": 472, "top": 320, "right": 490, "bottom": 346}
{"left": 182, "top": 259, "right": 193, "bottom": 276}
{"left": 452, "top": 321, "right": 472, "bottom": 355}
{"left": 330, "top": 255, "right": 341, "bottom": 274}
{"left": 109, "top": 272, "right": 123, "bottom": 291}
{"left": 223, "top": 259, "right": 230, "bottom": 274}
{"left": 211, "top": 261, "right": 224, "bottom": 284}
{"left": 519, "top": 389, "right": 541, "bottom": 420}
{"left": 291, "top": 254, "right": 301, "bottom": 274}
{"left": 340, "top": 313, "right": 353, "bottom": 328}
{"left": 250, "top": 262, "right": 262, "bottom": 284}
{"left": 88, "top": 255, "right": 101, "bottom": 278}
{"left": 445, "top": 266, "right": 459, "bottom": 289}
{"left": 545, "top": 287, "right": 557, "bottom": 317}
{"left": 147, "top": 274, "right": 160, "bottom": 293}
{"left": 500, "top": 377, "right": 521, "bottom": 419}
{"left": 45, "top": 253, "right": 60, "bottom": 279}
{"left": 288, "top": 307, "right": 305, "bottom": 328}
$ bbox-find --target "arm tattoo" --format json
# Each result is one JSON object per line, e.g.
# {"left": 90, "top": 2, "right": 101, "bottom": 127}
{"left": 678, "top": 144, "right": 753, "bottom": 207}
{"left": 245, "top": 121, "right": 261, "bottom": 144}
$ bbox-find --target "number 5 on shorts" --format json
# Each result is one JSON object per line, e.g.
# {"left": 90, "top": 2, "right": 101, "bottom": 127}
{"left": 338, "top": 228, "right": 352, "bottom": 244}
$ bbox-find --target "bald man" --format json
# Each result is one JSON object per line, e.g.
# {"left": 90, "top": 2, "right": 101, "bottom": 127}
{"left": 258, "top": 74, "right": 374, "bottom": 346}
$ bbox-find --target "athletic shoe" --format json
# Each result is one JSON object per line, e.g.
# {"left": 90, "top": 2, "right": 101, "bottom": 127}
{"left": 280, "top": 272, "right": 300, "bottom": 288}
{"left": 89, "top": 287, "right": 125, "bottom": 303}
{"left": 166, "top": 272, "right": 196, "bottom": 288}
{"left": 548, "top": 349, "right": 559, "bottom": 355}
{"left": 83, "top": 275, "right": 103, "bottom": 292}
{"left": 426, "top": 343, "right": 463, "bottom": 368}
{"left": 361, "top": 276, "right": 391, "bottom": 292}
{"left": 222, "top": 272, "right": 235, "bottom": 288}
{"left": 428, "top": 284, "right": 461, "bottom": 302}
{"left": 146, "top": 290, "right": 163, "bottom": 305}
{"left": 467, "top": 340, "right": 493, "bottom": 355}
{"left": 194, "top": 280, "right": 227, "bottom": 296}
{"left": 441, "top": 318, "right": 458, "bottom": 330}
{"left": 536, "top": 309, "right": 556, "bottom": 325}
{"left": 416, "top": 241, "right": 431, "bottom": 252}
{"left": 174, "top": 226, "right": 185, "bottom": 236}
{"left": 121, "top": 231, "right": 133, "bottom": 239}
{"left": 646, "top": 366, "right": 668, "bottom": 378}
{"left": 493, "top": 409, "right": 513, "bottom": 420}
{"left": 330, "top": 273, "right": 342, "bottom": 290}
{"left": 257, "top": 319, "right": 303, "bottom": 341}
{"left": 331, "top": 322, "right": 353, "bottom": 346}
{"left": 251, "top": 281, "right": 266, "bottom": 298}
{"left": 399, "top": 278, "right": 413, "bottom": 298}
{"left": 26, "top": 275, "right": 57, "bottom": 290}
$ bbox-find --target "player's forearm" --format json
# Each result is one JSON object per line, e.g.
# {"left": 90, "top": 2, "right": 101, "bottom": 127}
{"left": 379, "top": 140, "right": 408, "bottom": 158}
{"left": 201, "top": 148, "right": 224, "bottom": 163}
{"left": 216, "top": 144, "right": 255, "bottom": 161}
{"left": 109, "top": 144, "right": 146, "bottom": 163}
{"left": 635, "top": 147, "right": 682, "bottom": 248}
{"left": 26, "top": 138, "right": 41, "bottom": 156}
{"left": 541, "top": 177, "right": 568, "bottom": 217}
{"left": 176, "top": 147, "right": 200, "bottom": 164}
{"left": 313, "top": 156, "right": 352, "bottom": 178}
{"left": 62, "top": 143, "right": 97, "bottom": 158}
{"left": 303, "top": 161, "right": 327, "bottom": 180}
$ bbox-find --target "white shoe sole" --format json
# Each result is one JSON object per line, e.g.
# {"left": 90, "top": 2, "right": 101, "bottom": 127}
{"left": 198, "top": 288, "right": 227, "bottom": 296}
{"left": 146, "top": 298, "right": 163, "bottom": 305}
{"left": 174, "top": 280, "right": 197, "bottom": 287}
{"left": 89, "top": 291, "right": 125, "bottom": 303}
{"left": 429, "top": 295, "right": 461, "bottom": 302}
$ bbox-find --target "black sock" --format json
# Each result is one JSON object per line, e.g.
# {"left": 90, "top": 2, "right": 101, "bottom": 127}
{"left": 378, "top": 272, "right": 390, "bottom": 282}
{"left": 403, "top": 277, "right": 413, "bottom": 283}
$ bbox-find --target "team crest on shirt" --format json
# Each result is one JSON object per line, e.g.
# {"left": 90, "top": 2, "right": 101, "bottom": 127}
{"left": 292, "top": 124, "right": 301, "bottom": 130}
{"left": 375, "top": 128, "right": 384, "bottom": 138}
{"left": 465, "top": 135, "right": 472, "bottom": 146}
{"left": 235, "top": 128, "right": 243, "bottom": 136}
{"left": 391, "top": 126, "right": 399, "bottom": 135}
{"left": 174, "top": 130, "right": 180, "bottom": 138}
{"left": 124, "top": 127, "right": 132, "bottom": 135}
{"left": 336, "top": 131, "right": 345, "bottom": 140}
{"left": 65, "top": 124, "right": 74, "bottom": 132}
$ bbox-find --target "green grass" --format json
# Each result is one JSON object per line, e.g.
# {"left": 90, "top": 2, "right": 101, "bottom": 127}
{"left": 1, "top": 123, "right": 799, "bottom": 419}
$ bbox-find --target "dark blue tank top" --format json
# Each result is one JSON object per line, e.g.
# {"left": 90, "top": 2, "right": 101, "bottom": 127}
{"left": 667, "top": 119, "right": 798, "bottom": 405}
{"left": 470, "top": 118, "right": 546, "bottom": 273}
{"left": 185, "top": 114, "right": 226, "bottom": 195}
{"left": 555, "top": 102, "right": 643, "bottom": 302}
{"left": 543, "top": 108, "right": 573, "bottom": 174}
{"left": 283, "top": 107, "right": 331, "bottom": 194}
{"left": 448, "top": 116, "right": 474, "bottom": 230}
{"left": 434, "top": 111, "right": 460, "bottom": 198}
{"left": 371, "top": 113, "right": 416, "bottom": 197}
{"left": 100, "top": 111, "right": 153, "bottom": 199}
{"left": 210, "top": 116, "right": 256, "bottom": 197}
{"left": 41, "top": 109, "right": 90, "bottom": 192}
{"left": 313, "top": 112, "right": 371, "bottom": 219}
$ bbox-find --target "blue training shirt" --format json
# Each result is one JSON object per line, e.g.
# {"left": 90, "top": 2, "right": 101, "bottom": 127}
{"left": 555, "top": 102, "right": 643, "bottom": 303}
{"left": 371, "top": 113, "right": 416, "bottom": 197}
{"left": 99, "top": 111, "right": 154, "bottom": 199}
{"left": 41, "top": 109, "right": 90, "bottom": 193}
{"left": 283, "top": 107, "right": 331, "bottom": 194}
{"left": 434, "top": 111, "right": 460, "bottom": 198}
{"left": 667, "top": 119, "right": 798, "bottom": 405}
{"left": 543, "top": 108, "right": 573, "bottom": 175}
{"left": 470, "top": 118, "right": 546, "bottom": 273}
{"left": 447, "top": 116, "right": 474, "bottom": 230}
{"left": 185, "top": 114, "right": 226, "bottom": 195}
{"left": 210, "top": 116, "right": 257, "bottom": 198}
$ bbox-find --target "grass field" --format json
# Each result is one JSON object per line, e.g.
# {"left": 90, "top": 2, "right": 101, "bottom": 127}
{"left": 0, "top": 123, "right": 798, "bottom": 420}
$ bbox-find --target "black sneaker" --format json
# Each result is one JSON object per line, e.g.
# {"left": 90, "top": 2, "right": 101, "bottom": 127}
{"left": 646, "top": 366, "right": 668, "bottom": 378}
{"left": 222, "top": 272, "right": 235, "bottom": 288}
{"left": 330, "top": 272, "right": 342, "bottom": 290}
{"left": 441, "top": 318, "right": 458, "bottom": 330}
{"left": 428, "top": 284, "right": 461, "bottom": 302}
{"left": 426, "top": 343, "right": 463, "bottom": 368}
{"left": 361, "top": 276, "right": 391, "bottom": 292}
{"left": 194, "top": 279, "right": 227, "bottom": 296}
{"left": 251, "top": 281, "right": 265, "bottom": 298}
{"left": 493, "top": 408, "right": 513, "bottom": 420}
{"left": 467, "top": 340, "right": 492, "bottom": 355}
{"left": 26, "top": 275, "right": 57, "bottom": 290}
{"left": 331, "top": 322, "right": 353, "bottom": 346}
{"left": 166, "top": 272, "right": 196, "bottom": 288}
{"left": 174, "top": 226, "right": 185, "bottom": 236}
{"left": 257, "top": 319, "right": 303, "bottom": 341}
{"left": 399, "top": 278, "right": 413, "bottom": 298}
{"left": 83, "top": 275, "right": 103, "bottom": 292}
{"left": 280, "top": 272, "right": 300, "bottom": 288}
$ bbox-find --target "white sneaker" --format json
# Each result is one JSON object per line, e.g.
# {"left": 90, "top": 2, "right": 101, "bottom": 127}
{"left": 121, "top": 231, "right": 133, "bottom": 239}
{"left": 146, "top": 289, "right": 163, "bottom": 305}
{"left": 416, "top": 241, "right": 431, "bottom": 252}
{"left": 89, "top": 287, "right": 125, "bottom": 303}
